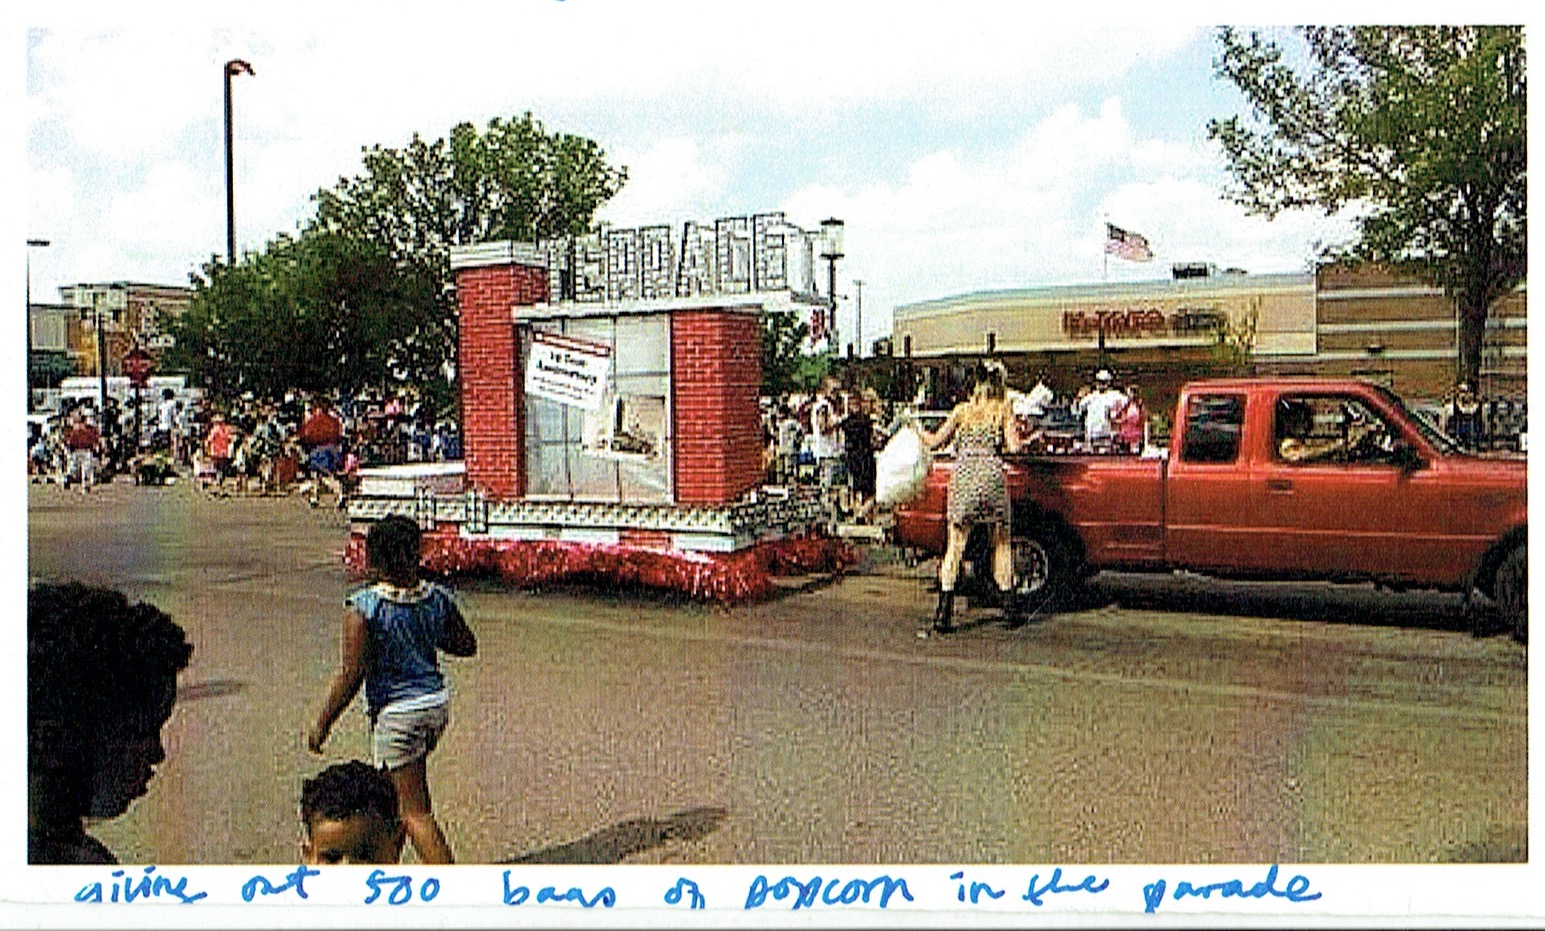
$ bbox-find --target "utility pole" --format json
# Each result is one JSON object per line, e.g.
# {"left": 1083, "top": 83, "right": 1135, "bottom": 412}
{"left": 224, "top": 59, "right": 254, "bottom": 265}
{"left": 26, "top": 238, "right": 50, "bottom": 412}
{"left": 820, "top": 218, "right": 845, "bottom": 355}
{"left": 852, "top": 279, "right": 864, "bottom": 359}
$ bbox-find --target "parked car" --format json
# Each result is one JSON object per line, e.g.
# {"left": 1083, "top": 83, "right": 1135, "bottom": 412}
{"left": 893, "top": 378, "right": 1528, "bottom": 642}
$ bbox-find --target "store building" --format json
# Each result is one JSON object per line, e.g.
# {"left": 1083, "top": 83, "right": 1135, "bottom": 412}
{"left": 37, "top": 281, "right": 192, "bottom": 378}
{"left": 892, "top": 264, "right": 1526, "bottom": 411}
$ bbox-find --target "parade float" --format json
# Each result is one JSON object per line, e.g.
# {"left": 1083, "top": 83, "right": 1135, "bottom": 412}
{"left": 345, "top": 214, "right": 854, "bottom": 600}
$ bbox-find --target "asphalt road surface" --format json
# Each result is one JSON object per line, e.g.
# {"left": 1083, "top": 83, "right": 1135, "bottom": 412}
{"left": 27, "top": 480, "right": 1526, "bottom": 865}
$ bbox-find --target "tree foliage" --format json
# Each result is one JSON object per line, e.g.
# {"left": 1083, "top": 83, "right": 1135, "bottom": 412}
{"left": 761, "top": 310, "right": 813, "bottom": 397}
{"left": 312, "top": 112, "right": 627, "bottom": 266}
{"left": 1209, "top": 26, "right": 1525, "bottom": 384}
{"left": 170, "top": 113, "right": 626, "bottom": 406}
{"left": 165, "top": 231, "right": 439, "bottom": 402}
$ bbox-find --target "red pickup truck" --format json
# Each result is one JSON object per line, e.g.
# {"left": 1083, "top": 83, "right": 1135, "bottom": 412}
{"left": 892, "top": 378, "right": 1528, "bottom": 641}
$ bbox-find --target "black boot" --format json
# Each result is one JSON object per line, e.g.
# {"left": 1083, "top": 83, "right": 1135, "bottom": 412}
{"left": 976, "top": 586, "right": 1000, "bottom": 612}
{"left": 932, "top": 590, "right": 955, "bottom": 634}
{"left": 1002, "top": 587, "right": 1027, "bottom": 629}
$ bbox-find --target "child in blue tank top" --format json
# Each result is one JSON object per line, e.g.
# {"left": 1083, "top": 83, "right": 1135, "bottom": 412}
{"left": 308, "top": 515, "right": 476, "bottom": 864}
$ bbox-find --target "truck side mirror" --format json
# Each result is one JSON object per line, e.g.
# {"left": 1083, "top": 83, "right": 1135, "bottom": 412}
{"left": 1390, "top": 440, "right": 1425, "bottom": 471}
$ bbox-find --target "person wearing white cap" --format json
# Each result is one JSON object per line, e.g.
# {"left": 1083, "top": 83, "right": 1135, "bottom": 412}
{"left": 1071, "top": 369, "right": 1128, "bottom": 450}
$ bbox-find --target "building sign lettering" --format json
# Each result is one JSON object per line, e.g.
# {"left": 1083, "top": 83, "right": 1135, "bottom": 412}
{"left": 546, "top": 213, "right": 821, "bottom": 306}
{"left": 1062, "top": 307, "right": 1228, "bottom": 340}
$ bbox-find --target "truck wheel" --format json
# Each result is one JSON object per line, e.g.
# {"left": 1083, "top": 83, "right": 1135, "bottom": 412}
{"left": 1011, "top": 522, "right": 1078, "bottom": 618}
{"left": 1496, "top": 544, "right": 1527, "bottom": 645}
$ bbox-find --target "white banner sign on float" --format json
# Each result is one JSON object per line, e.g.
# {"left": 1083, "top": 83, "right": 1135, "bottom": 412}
{"left": 525, "top": 332, "right": 612, "bottom": 411}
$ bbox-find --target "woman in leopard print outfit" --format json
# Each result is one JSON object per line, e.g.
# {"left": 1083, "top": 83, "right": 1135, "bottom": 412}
{"left": 917, "top": 361, "right": 1033, "bottom": 634}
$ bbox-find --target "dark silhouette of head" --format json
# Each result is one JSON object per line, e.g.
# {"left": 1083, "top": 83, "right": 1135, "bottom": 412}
{"left": 366, "top": 515, "right": 422, "bottom": 583}
{"left": 28, "top": 582, "right": 192, "bottom": 863}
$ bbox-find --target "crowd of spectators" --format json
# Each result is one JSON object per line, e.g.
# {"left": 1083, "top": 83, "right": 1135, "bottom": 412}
{"left": 28, "top": 388, "right": 464, "bottom": 505}
{"left": 758, "top": 368, "right": 1158, "bottom": 524}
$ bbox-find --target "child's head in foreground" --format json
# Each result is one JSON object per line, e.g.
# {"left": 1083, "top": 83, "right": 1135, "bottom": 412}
{"left": 300, "top": 760, "right": 404, "bottom": 864}
{"left": 366, "top": 514, "right": 422, "bottom": 583}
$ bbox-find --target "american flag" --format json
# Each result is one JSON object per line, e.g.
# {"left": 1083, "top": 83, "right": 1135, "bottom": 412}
{"left": 1105, "top": 223, "right": 1153, "bottom": 262}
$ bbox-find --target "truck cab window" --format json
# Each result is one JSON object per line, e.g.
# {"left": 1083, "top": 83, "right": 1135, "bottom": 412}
{"left": 1276, "top": 395, "right": 1397, "bottom": 465}
{"left": 1180, "top": 394, "right": 1244, "bottom": 464}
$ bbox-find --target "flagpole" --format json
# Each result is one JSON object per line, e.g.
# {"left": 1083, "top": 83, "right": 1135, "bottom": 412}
{"left": 1101, "top": 216, "right": 1109, "bottom": 282}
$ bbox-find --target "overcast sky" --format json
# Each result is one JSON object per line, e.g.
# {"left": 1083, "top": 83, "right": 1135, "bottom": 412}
{"left": 20, "top": 7, "right": 1420, "bottom": 351}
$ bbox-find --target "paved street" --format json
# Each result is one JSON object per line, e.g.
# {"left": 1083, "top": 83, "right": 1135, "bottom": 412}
{"left": 27, "top": 480, "right": 1526, "bottom": 866}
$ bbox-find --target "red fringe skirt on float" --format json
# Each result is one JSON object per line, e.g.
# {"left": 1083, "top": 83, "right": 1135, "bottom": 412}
{"left": 343, "top": 531, "right": 857, "bottom": 603}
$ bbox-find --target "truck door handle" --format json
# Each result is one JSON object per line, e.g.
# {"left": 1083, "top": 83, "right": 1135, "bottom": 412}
{"left": 1266, "top": 478, "right": 1293, "bottom": 493}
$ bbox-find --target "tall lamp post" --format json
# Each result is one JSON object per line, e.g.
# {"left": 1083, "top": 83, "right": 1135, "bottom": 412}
{"left": 852, "top": 278, "right": 864, "bottom": 359}
{"left": 819, "top": 218, "right": 844, "bottom": 355}
{"left": 80, "top": 289, "right": 119, "bottom": 413}
{"left": 224, "top": 58, "right": 255, "bottom": 265}
{"left": 26, "top": 238, "right": 50, "bottom": 412}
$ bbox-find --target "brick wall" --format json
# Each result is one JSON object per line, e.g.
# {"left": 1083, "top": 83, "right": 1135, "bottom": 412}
{"left": 672, "top": 309, "right": 763, "bottom": 505}
{"left": 619, "top": 529, "right": 672, "bottom": 550}
{"left": 456, "top": 261, "right": 548, "bottom": 500}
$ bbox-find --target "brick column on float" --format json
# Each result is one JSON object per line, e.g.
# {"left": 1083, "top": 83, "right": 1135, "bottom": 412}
{"left": 672, "top": 309, "right": 764, "bottom": 505}
{"left": 454, "top": 261, "right": 548, "bottom": 500}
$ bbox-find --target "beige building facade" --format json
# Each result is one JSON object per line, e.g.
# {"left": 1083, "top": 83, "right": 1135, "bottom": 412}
{"left": 892, "top": 265, "right": 1525, "bottom": 409}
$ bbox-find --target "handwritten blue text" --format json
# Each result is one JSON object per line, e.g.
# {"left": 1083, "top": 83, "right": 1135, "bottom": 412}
{"left": 241, "top": 865, "right": 320, "bottom": 902}
{"left": 75, "top": 867, "right": 207, "bottom": 905}
{"left": 363, "top": 869, "right": 440, "bottom": 905}
{"left": 501, "top": 872, "right": 616, "bottom": 908}
{"left": 1143, "top": 864, "right": 1321, "bottom": 914}
{"left": 744, "top": 874, "right": 913, "bottom": 910}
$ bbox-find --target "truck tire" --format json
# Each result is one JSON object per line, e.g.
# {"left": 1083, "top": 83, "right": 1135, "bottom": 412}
{"left": 1496, "top": 543, "right": 1527, "bottom": 645}
{"left": 1010, "top": 521, "right": 1079, "bottom": 619}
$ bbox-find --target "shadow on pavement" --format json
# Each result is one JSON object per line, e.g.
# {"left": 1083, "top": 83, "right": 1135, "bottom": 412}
{"left": 1082, "top": 572, "right": 1484, "bottom": 636}
{"left": 499, "top": 806, "right": 728, "bottom": 865}
{"left": 176, "top": 679, "right": 247, "bottom": 702}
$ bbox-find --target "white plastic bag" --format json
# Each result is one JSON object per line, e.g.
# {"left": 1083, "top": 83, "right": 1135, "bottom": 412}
{"left": 875, "top": 425, "right": 933, "bottom": 506}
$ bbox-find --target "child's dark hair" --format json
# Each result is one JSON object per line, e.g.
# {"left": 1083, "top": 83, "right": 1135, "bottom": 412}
{"left": 366, "top": 515, "right": 422, "bottom": 581}
{"left": 28, "top": 583, "right": 192, "bottom": 812}
{"left": 300, "top": 761, "right": 399, "bottom": 829}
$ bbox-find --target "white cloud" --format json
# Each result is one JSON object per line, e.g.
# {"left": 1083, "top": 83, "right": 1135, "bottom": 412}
{"left": 599, "top": 136, "right": 747, "bottom": 226}
{"left": 23, "top": 14, "right": 1340, "bottom": 353}
{"left": 781, "top": 96, "right": 1360, "bottom": 352}
{"left": 102, "top": 161, "right": 222, "bottom": 275}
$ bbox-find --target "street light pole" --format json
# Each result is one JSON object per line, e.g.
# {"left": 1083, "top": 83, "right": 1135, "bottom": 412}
{"left": 84, "top": 290, "right": 110, "bottom": 413}
{"left": 852, "top": 278, "right": 864, "bottom": 359}
{"left": 224, "top": 59, "right": 254, "bottom": 265}
{"left": 819, "top": 218, "right": 844, "bottom": 356}
{"left": 26, "top": 238, "right": 50, "bottom": 412}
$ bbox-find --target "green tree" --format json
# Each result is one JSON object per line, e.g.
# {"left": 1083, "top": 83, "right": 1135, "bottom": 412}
{"left": 169, "top": 113, "right": 626, "bottom": 407}
{"left": 311, "top": 112, "right": 627, "bottom": 383}
{"left": 761, "top": 309, "right": 813, "bottom": 397}
{"left": 1209, "top": 26, "right": 1525, "bottom": 384}
{"left": 166, "top": 231, "right": 439, "bottom": 402}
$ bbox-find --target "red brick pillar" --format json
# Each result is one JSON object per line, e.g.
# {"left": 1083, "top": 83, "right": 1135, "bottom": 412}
{"left": 452, "top": 245, "right": 548, "bottom": 500}
{"left": 672, "top": 308, "right": 763, "bottom": 504}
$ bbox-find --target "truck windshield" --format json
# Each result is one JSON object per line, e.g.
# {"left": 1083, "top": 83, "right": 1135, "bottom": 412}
{"left": 1373, "top": 385, "right": 1461, "bottom": 455}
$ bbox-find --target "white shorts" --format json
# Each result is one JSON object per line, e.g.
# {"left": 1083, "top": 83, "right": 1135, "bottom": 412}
{"left": 371, "top": 692, "right": 449, "bottom": 771}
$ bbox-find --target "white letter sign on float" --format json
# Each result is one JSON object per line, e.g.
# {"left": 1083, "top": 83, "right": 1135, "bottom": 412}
{"left": 525, "top": 332, "right": 613, "bottom": 411}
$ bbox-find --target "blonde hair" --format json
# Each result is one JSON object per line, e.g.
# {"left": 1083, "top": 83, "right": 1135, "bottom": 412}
{"left": 970, "top": 361, "right": 1007, "bottom": 402}
{"left": 957, "top": 396, "right": 1012, "bottom": 428}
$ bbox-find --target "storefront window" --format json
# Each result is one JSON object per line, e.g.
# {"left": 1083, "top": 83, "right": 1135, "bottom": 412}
{"left": 521, "top": 314, "right": 671, "bottom": 503}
